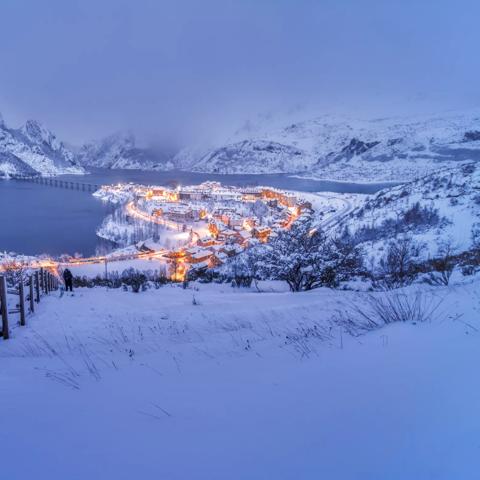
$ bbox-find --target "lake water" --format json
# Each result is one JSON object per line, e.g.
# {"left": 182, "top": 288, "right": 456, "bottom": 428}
{"left": 0, "top": 168, "right": 395, "bottom": 257}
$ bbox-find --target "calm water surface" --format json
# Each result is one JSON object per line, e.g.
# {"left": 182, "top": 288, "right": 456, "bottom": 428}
{"left": 0, "top": 168, "right": 396, "bottom": 256}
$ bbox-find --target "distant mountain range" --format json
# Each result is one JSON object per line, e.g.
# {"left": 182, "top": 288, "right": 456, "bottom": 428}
{"left": 2, "top": 110, "right": 480, "bottom": 182}
{"left": 174, "top": 110, "right": 480, "bottom": 182}
{"left": 77, "top": 132, "right": 174, "bottom": 171}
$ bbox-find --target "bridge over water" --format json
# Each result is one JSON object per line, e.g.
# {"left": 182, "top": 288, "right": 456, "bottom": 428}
{"left": 11, "top": 175, "right": 101, "bottom": 192}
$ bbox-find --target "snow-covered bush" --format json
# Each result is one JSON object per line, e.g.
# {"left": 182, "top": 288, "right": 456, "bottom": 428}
{"left": 120, "top": 268, "right": 148, "bottom": 293}
{"left": 256, "top": 217, "right": 363, "bottom": 291}
{"left": 187, "top": 268, "right": 219, "bottom": 284}
{"left": 73, "top": 274, "right": 122, "bottom": 289}
{"left": 219, "top": 246, "right": 266, "bottom": 289}
{"left": 73, "top": 268, "right": 167, "bottom": 290}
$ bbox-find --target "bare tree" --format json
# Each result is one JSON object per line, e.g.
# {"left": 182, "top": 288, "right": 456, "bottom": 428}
{"left": 377, "top": 236, "right": 423, "bottom": 289}
{"left": 1, "top": 260, "right": 29, "bottom": 287}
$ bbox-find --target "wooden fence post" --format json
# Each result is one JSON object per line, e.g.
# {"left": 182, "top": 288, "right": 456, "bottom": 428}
{"left": 40, "top": 268, "right": 44, "bottom": 293}
{"left": 29, "top": 275, "right": 35, "bottom": 313}
{"left": 19, "top": 280, "right": 26, "bottom": 326}
{"left": 0, "top": 276, "right": 9, "bottom": 340}
{"left": 35, "top": 271, "right": 40, "bottom": 303}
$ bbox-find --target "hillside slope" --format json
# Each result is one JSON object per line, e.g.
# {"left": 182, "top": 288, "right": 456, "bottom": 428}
{"left": 2, "top": 280, "right": 480, "bottom": 479}
{"left": 341, "top": 162, "right": 480, "bottom": 258}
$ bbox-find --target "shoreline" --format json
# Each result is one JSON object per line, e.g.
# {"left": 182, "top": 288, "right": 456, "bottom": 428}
{"left": 287, "top": 173, "right": 404, "bottom": 186}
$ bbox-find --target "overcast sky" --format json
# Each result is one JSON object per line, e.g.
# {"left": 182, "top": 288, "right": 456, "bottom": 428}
{"left": 1, "top": 0, "right": 479, "bottom": 146}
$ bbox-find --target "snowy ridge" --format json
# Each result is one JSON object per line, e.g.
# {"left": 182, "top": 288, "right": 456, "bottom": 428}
{"left": 0, "top": 115, "right": 84, "bottom": 177}
{"left": 174, "top": 110, "right": 480, "bottom": 181}
{"left": 184, "top": 139, "right": 310, "bottom": 174}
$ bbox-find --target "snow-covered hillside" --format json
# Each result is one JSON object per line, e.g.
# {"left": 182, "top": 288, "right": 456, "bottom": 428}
{"left": 0, "top": 114, "right": 84, "bottom": 177}
{"left": 2, "top": 279, "right": 480, "bottom": 479}
{"left": 175, "top": 110, "right": 480, "bottom": 181}
{"left": 77, "top": 132, "right": 174, "bottom": 171}
{"left": 181, "top": 139, "right": 311, "bottom": 174}
{"left": 342, "top": 162, "right": 480, "bottom": 259}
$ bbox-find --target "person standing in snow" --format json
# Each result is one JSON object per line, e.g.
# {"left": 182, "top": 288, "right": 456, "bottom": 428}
{"left": 63, "top": 268, "right": 73, "bottom": 292}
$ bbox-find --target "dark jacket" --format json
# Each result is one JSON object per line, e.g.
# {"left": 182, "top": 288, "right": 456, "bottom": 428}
{"left": 63, "top": 269, "right": 73, "bottom": 282}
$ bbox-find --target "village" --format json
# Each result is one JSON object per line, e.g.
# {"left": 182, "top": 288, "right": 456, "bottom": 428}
{"left": 95, "top": 181, "right": 312, "bottom": 280}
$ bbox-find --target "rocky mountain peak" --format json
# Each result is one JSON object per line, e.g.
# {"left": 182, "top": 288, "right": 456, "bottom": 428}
{"left": 0, "top": 116, "right": 82, "bottom": 177}
{"left": 21, "top": 119, "right": 56, "bottom": 146}
{"left": 341, "top": 138, "right": 381, "bottom": 157}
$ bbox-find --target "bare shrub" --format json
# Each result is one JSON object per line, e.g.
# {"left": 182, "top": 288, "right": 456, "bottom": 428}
{"left": 426, "top": 240, "right": 457, "bottom": 286}
{"left": 284, "top": 323, "right": 333, "bottom": 358}
{"left": 353, "top": 202, "right": 445, "bottom": 244}
{"left": 348, "top": 291, "right": 443, "bottom": 327}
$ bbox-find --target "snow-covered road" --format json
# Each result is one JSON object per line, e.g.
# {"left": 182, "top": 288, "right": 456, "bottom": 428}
{"left": 299, "top": 191, "right": 363, "bottom": 231}
{"left": 315, "top": 193, "right": 354, "bottom": 229}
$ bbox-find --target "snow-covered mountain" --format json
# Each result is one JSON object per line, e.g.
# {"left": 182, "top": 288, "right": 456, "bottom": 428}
{"left": 0, "top": 114, "right": 84, "bottom": 177}
{"left": 176, "top": 139, "right": 310, "bottom": 174}
{"left": 174, "top": 110, "right": 480, "bottom": 182}
{"left": 5, "top": 109, "right": 480, "bottom": 182}
{"left": 77, "top": 132, "right": 174, "bottom": 171}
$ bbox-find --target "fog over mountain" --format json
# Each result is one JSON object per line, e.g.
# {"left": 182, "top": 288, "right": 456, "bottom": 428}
{"left": 1, "top": 0, "right": 480, "bottom": 150}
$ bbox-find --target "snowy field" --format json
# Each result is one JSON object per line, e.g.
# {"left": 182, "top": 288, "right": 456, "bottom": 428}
{"left": 1, "top": 279, "right": 480, "bottom": 479}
